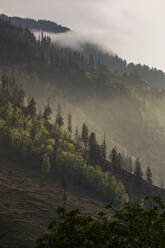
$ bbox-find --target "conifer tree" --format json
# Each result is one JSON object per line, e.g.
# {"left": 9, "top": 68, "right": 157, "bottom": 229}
{"left": 117, "top": 153, "right": 122, "bottom": 171}
{"left": 27, "top": 97, "right": 36, "bottom": 116}
{"left": 67, "top": 112, "right": 72, "bottom": 134}
{"left": 110, "top": 147, "right": 118, "bottom": 170}
{"left": 101, "top": 135, "right": 106, "bottom": 161}
{"left": 134, "top": 158, "right": 143, "bottom": 180}
{"left": 81, "top": 123, "right": 89, "bottom": 156}
{"left": 43, "top": 104, "right": 52, "bottom": 121}
{"left": 146, "top": 166, "right": 152, "bottom": 185}
{"left": 56, "top": 105, "right": 64, "bottom": 129}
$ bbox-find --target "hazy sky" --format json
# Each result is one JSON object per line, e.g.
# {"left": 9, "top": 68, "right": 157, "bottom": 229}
{"left": 1, "top": 0, "right": 165, "bottom": 70}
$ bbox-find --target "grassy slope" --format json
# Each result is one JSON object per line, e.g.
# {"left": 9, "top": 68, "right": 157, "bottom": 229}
{"left": 0, "top": 156, "right": 105, "bottom": 247}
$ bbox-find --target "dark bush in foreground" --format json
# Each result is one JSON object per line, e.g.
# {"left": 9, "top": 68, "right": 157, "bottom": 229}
{"left": 35, "top": 196, "right": 165, "bottom": 248}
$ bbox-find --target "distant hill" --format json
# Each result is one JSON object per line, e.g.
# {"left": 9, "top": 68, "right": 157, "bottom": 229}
{"left": 0, "top": 14, "right": 70, "bottom": 33}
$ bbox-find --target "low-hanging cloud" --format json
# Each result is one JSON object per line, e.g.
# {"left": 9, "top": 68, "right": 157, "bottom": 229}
{"left": 34, "top": 30, "right": 114, "bottom": 55}
{"left": 1, "top": 0, "right": 165, "bottom": 70}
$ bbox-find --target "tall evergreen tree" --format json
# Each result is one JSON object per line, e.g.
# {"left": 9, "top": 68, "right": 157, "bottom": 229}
{"left": 56, "top": 105, "right": 64, "bottom": 129}
{"left": 134, "top": 158, "right": 143, "bottom": 180}
{"left": 117, "top": 153, "right": 122, "bottom": 171}
{"left": 27, "top": 97, "right": 36, "bottom": 116}
{"left": 43, "top": 104, "right": 52, "bottom": 121}
{"left": 67, "top": 112, "right": 72, "bottom": 134}
{"left": 81, "top": 123, "right": 89, "bottom": 156}
{"left": 109, "top": 147, "right": 119, "bottom": 171}
{"left": 146, "top": 166, "right": 152, "bottom": 185}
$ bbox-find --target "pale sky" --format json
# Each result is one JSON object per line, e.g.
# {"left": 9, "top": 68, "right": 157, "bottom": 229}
{"left": 1, "top": 0, "right": 165, "bottom": 70}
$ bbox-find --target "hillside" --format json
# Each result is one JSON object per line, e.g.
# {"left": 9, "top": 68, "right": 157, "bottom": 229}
{"left": 1, "top": 154, "right": 165, "bottom": 247}
{"left": 0, "top": 75, "right": 128, "bottom": 246}
{"left": 1, "top": 16, "right": 165, "bottom": 246}
{"left": 0, "top": 156, "right": 106, "bottom": 247}
{"left": 1, "top": 17, "right": 165, "bottom": 185}
{"left": 85, "top": 43, "right": 165, "bottom": 88}
{"left": 0, "top": 78, "right": 164, "bottom": 248}
{"left": 63, "top": 42, "right": 165, "bottom": 89}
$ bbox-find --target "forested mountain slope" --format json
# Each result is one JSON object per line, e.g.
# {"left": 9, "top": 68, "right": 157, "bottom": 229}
{"left": 3, "top": 14, "right": 164, "bottom": 89}
{"left": 76, "top": 34, "right": 165, "bottom": 90}
{"left": 1, "top": 17, "right": 165, "bottom": 185}
{"left": 1, "top": 65, "right": 165, "bottom": 248}
{"left": 71, "top": 43, "right": 165, "bottom": 89}
{"left": 1, "top": 16, "right": 165, "bottom": 247}
{"left": 0, "top": 75, "right": 127, "bottom": 246}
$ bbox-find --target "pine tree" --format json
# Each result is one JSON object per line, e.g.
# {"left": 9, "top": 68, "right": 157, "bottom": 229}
{"left": 146, "top": 166, "right": 152, "bottom": 185}
{"left": 67, "top": 112, "right": 72, "bottom": 134}
{"left": 101, "top": 135, "right": 106, "bottom": 161}
{"left": 43, "top": 104, "right": 52, "bottom": 121}
{"left": 117, "top": 153, "right": 122, "bottom": 171}
{"left": 56, "top": 105, "right": 64, "bottom": 129}
{"left": 134, "top": 158, "right": 143, "bottom": 180}
{"left": 110, "top": 147, "right": 118, "bottom": 170}
{"left": 81, "top": 123, "right": 89, "bottom": 156}
{"left": 27, "top": 97, "right": 36, "bottom": 116}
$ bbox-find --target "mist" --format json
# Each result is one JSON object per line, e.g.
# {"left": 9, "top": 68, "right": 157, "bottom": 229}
{"left": 1, "top": 0, "right": 165, "bottom": 70}
{"left": 34, "top": 30, "right": 114, "bottom": 55}
{"left": 14, "top": 62, "right": 165, "bottom": 188}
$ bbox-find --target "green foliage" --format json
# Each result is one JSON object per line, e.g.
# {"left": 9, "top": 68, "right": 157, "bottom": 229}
{"left": 35, "top": 196, "right": 165, "bottom": 248}
{"left": 0, "top": 76, "right": 128, "bottom": 207}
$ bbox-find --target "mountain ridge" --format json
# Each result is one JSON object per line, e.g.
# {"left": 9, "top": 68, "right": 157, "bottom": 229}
{"left": 0, "top": 14, "right": 70, "bottom": 33}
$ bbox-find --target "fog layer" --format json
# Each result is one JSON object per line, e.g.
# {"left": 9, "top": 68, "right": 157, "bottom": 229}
{"left": 1, "top": 0, "right": 165, "bottom": 70}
